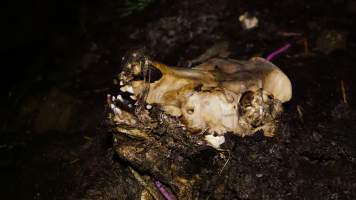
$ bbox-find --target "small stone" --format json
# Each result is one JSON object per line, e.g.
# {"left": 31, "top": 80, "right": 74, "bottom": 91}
{"left": 256, "top": 173, "right": 263, "bottom": 178}
{"left": 239, "top": 12, "right": 258, "bottom": 30}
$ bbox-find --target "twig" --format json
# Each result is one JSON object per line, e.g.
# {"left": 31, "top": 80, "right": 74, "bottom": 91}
{"left": 277, "top": 31, "right": 302, "bottom": 37}
{"left": 296, "top": 105, "right": 304, "bottom": 123}
{"left": 69, "top": 158, "right": 80, "bottom": 165}
{"left": 218, "top": 150, "right": 231, "bottom": 175}
{"left": 341, "top": 80, "right": 348, "bottom": 104}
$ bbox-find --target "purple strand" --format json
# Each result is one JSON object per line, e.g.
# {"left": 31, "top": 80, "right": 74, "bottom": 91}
{"left": 266, "top": 43, "right": 291, "bottom": 61}
{"left": 154, "top": 180, "right": 175, "bottom": 200}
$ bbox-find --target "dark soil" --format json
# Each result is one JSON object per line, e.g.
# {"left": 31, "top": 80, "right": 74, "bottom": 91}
{"left": 1, "top": 0, "right": 356, "bottom": 199}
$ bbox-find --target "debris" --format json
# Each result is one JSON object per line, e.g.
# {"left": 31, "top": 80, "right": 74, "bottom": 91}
{"left": 297, "top": 105, "right": 304, "bottom": 123}
{"left": 239, "top": 12, "right": 258, "bottom": 30}
{"left": 69, "top": 158, "right": 80, "bottom": 165}
{"left": 303, "top": 38, "right": 309, "bottom": 55}
{"left": 218, "top": 151, "right": 231, "bottom": 175}
{"left": 256, "top": 173, "right": 263, "bottom": 178}
{"left": 83, "top": 136, "right": 93, "bottom": 142}
{"left": 316, "top": 30, "right": 348, "bottom": 54}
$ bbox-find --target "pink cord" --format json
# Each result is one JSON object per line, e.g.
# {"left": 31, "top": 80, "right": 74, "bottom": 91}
{"left": 155, "top": 180, "right": 175, "bottom": 200}
{"left": 266, "top": 43, "right": 291, "bottom": 61}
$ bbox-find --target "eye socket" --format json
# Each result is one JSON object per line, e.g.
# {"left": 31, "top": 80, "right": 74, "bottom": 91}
{"left": 146, "top": 64, "right": 163, "bottom": 83}
{"left": 239, "top": 91, "right": 254, "bottom": 108}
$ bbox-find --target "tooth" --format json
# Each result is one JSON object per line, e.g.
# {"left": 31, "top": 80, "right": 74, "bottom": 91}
{"left": 128, "top": 104, "right": 132, "bottom": 108}
{"left": 146, "top": 104, "right": 152, "bottom": 109}
{"left": 115, "top": 107, "right": 121, "bottom": 115}
{"left": 110, "top": 103, "right": 121, "bottom": 115}
{"left": 119, "top": 81, "right": 124, "bottom": 86}
{"left": 126, "top": 86, "right": 134, "bottom": 94}
{"left": 110, "top": 104, "right": 121, "bottom": 115}
{"left": 120, "top": 85, "right": 134, "bottom": 94}
{"left": 114, "top": 107, "right": 121, "bottom": 115}
{"left": 130, "top": 95, "right": 137, "bottom": 100}
{"left": 110, "top": 103, "right": 115, "bottom": 111}
{"left": 112, "top": 96, "right": 116, "bottom": 102}
{"left": 117, "top": 95, "right": 124, "bottom": 102}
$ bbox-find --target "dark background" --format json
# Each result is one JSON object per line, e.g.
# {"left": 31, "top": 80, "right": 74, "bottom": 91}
{"left": 1, "top": 0, "right": 356, "bottom": 199}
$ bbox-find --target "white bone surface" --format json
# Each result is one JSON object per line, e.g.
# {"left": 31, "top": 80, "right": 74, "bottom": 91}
{"left": 119, "top": 55, "right": 292, "bottom": 140}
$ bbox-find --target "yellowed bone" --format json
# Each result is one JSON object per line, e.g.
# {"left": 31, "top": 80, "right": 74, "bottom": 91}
{"left": 120, "top": 56, "right": 292, "bottom": 137}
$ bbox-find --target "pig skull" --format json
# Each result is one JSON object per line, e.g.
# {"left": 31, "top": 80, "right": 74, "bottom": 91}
{"left": 109, "top": 52, "right": 292, "bottom": 148}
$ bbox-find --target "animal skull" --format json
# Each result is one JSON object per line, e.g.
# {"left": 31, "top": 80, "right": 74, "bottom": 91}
{"left": 108, "top": 52, "right": 292, "bottom": 148}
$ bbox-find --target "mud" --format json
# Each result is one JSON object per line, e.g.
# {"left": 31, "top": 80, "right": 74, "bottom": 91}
{"left": 1, "top": 0, "right": 356, "bottom": 199}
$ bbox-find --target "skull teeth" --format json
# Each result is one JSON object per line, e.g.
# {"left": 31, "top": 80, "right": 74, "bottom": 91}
{"left": 130, "top": 95, "right": 137, "bottom": 100}
{"left": 120, "top": 85, "right": 134, "bottom": 94}
{"left": 117, "top": 94, "right": 124, "bottom": 103}
{"left": 110, "top": 103, "right": 122, "bottom": 115}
